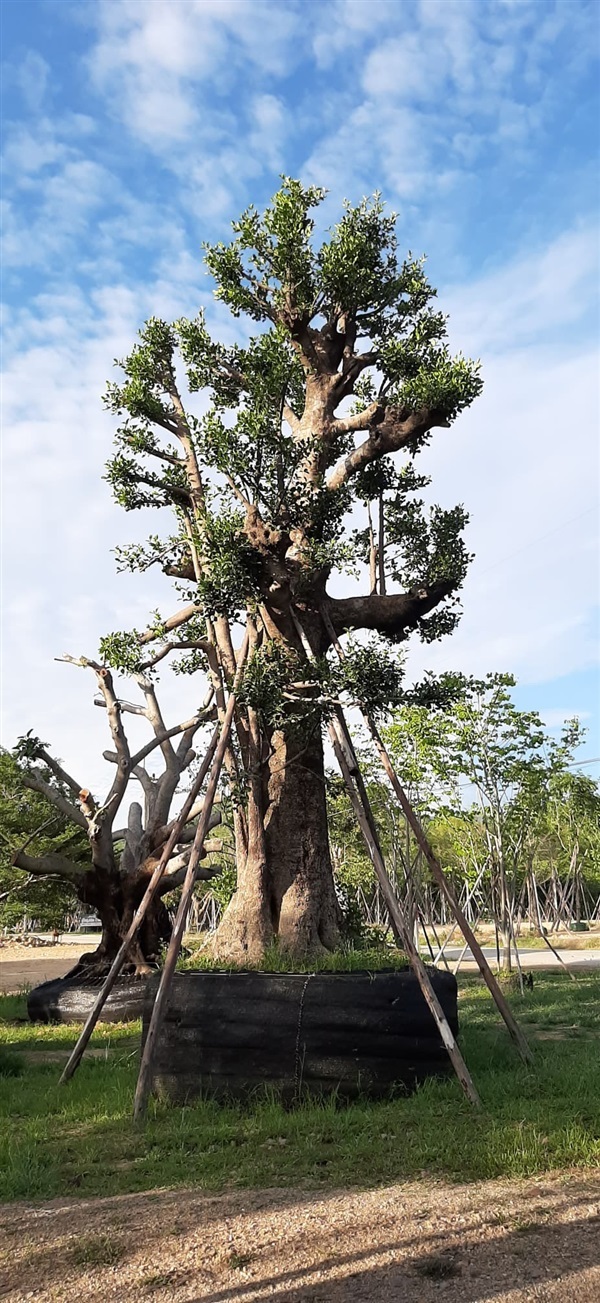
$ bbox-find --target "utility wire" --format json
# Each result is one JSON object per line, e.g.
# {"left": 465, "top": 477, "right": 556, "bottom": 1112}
{"left": 476, "top": 505, "right": 597, "bottom": 577}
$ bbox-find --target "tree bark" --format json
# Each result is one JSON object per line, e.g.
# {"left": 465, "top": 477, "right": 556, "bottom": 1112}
{"left": 211, "top": 723, "right": 340, "bottom": 961}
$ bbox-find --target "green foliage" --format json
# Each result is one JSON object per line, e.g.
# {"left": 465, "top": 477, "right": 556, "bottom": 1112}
{"left": 0, "top": 752, "right": 84, "bottom": 929}
{"left": 180, "top": 941, "right": 406, "bottom": 974}
{"left": 331, "top": 637, "right": 406, "bottom": 718}
{"left": 103, "top": 180, "right": 482, "bottom": 702}
{"left": 195, "top": 508, "right": 262, "bottom": 620}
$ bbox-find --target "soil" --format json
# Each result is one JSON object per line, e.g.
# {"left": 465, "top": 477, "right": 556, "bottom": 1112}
{"left": 0, "top": 1170, "right": 598, "bottom": 1301}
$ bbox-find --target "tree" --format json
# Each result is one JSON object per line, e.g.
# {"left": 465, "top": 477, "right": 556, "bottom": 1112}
{"left": 0, "top": 751, "right": 82, "bottom": 931}
{"left": 386, "top": 674, "right": 586, "bottom": 968}
{"left": 9, "top": 661, "right": 221, "bottom": 975}
{"left": 101, "top": 178, "right": 483, "bottom": 961}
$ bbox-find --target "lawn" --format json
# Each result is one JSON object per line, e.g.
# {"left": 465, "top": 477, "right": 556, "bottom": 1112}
{"left": 1, "top": 971, "right": 599, "bottom": 1204}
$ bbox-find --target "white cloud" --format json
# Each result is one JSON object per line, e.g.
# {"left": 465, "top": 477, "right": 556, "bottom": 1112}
{"left": 444, "top": 224, "right": 599, "bottom": 353}
{"left": 87, "top": 0, "right": 303, "bottom": 150}
{"left": 249, "top": 94, "right": 289, "bottom": 172}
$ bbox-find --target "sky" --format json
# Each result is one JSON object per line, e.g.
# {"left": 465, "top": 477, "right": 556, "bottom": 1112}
{"left": 1, "top": 0, "right": 599, "bottom": 801}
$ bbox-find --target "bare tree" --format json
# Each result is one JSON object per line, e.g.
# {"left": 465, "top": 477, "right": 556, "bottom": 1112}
{"left": 12, "top": 659, "right": 220, "bottom": 975}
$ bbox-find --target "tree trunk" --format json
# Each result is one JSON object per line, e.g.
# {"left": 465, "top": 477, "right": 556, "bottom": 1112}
{"left": 211, "top": 723, "right": 340, "bottom": 962}
{"left": 70, "top": 873, "right": 172, "bottom": 978}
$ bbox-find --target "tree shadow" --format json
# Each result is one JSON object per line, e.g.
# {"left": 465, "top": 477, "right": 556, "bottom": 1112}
{"left": 2, "top": 1175, "right": 599, "bottom": 1302}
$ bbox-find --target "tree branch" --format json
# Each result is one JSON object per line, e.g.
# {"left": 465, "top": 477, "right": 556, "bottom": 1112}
{"left": 138, "top": 603, "right": 203, "bottom": 645}
{"left": 19, "top": 769, "right": 88, "bottom": 830}
{"left": 325, "top": 580, "right": 455, "bottom": 639}
{"left": 11, "top": 849, "right": 86, "bottom": 885}
{"left": 326, "top": 405, "right": 449, "bottom": 492}
{"left": 29, "top": 748, "right": 83, "bottom": 799}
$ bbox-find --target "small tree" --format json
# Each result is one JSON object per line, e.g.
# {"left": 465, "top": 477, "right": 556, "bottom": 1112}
{"left": 99, "top": 179, "right": 482, "bottom": 961}
{"left": 387, "top": 673, "right": 586, "bottom": 968}
{"left": 10, "top": 662, "right": 221, "bottom": 975}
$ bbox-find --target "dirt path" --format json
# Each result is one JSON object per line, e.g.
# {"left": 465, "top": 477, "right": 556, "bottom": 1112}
{"left": 1, "top": 1170, "right": 599, "bottom": 1301}
{"left": 0, "top": 943, "right": 88, "bottom": 993}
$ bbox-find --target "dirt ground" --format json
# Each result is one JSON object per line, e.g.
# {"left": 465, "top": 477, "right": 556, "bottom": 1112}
{"left": 0, "top": 1170, "right": 599, "bottom": 1302}
{"left": 0, "top": 943, "right": 88, "bottom": 993}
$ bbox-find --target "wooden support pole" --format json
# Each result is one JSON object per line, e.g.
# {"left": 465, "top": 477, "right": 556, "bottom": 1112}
{"left": 291, "top": 611, "right": 481, "bottom": 1108}
{"left": 328, "top": 707, "right": 481, "bottom": 1107}
{"left": 133, "top": 630, "right": 249, "bottom": 1122}
{"left": 59, "top": 724, "right": 221, "bottom": 1086}
{"left": 320, "top": 603, "right": 534, "bottom": 1067}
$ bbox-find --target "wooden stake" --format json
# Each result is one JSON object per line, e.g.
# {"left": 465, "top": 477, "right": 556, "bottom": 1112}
{"left": 133, "top": 630, "right": 249, "bottom": 1122}
{"left": 320, "top": 603, "right": 534, "bottom": 1067}
{"left": 59, "top": 724, "right": 220, "bottom": 1085}
{"left": 290, "top": 610, "right": 481, "bottom": 1108}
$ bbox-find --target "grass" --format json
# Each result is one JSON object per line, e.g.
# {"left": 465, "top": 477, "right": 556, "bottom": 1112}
{"left": 1, "top": 972, "right": 599, "bottom": 1204}
{"left": 179, "top": 941, "right": 409, "bottom": 973}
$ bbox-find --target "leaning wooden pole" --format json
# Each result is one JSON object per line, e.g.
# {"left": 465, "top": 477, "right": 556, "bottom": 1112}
{"left": 133, "top": 630, "right": 249, "bottom": 1122}
{"left": 59, "top": 723, "right": 220, "bottom": 1086}
{"left": 291, "top": 611, "right": 481, "bottom": 1108}
{"left": 329, "top": 706, "right": 481, "bottom": 1108}
{"left": 320, "top": 604, "right": 534, "bottom": 1067}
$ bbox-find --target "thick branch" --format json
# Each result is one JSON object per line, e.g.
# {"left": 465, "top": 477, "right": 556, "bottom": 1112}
{"left": 326, "top": 406, "right": 449, "bottom": 492}
{"left": 12, "top": 849, "right": 85, "bottom": 885}
{"left": 325, "top": 580, "right": 455, "bottom": 640}
{"left": 138, "top": 604, "right": 203, "bottom": 645}
{"left": 30, "top": 748, "right": 82, "bottom": 799}
{"left": 19, "top": 769, "right": 88, "bottom": 830}
{"left": 151, "top": 804, "right": 221, "bottom": 851}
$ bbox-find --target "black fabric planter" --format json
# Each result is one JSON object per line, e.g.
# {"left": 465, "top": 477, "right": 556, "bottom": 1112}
{"left": 27, "top": 973, "right": 149, "bottom": 1024}
{"left": 142, "top": 967, "right": 459, "bottom": 1103}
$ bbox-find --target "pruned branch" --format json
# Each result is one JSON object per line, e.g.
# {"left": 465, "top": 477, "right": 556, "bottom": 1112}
{"left": 19, "top": 768, "right": 88, "bottom": 830}
{"left": 325, "top": 580, "right": 455, "bottom": 639}
{"left": 26, "top": 748, "right": 82, "bottom": 799}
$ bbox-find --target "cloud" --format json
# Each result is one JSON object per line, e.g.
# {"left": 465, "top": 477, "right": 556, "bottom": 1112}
{"left": 444, "top": 224, "right": 599, "bottom": 353}
{"left": 87, "top": 0, "right": 303, "bottom": 149}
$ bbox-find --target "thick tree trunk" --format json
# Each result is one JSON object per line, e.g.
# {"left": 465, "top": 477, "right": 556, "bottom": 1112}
{"left": 211, "top": 723, "right": 340, "bottom": 962}
{"left": 70, "top": 873, "right": 172, "bottom": 978}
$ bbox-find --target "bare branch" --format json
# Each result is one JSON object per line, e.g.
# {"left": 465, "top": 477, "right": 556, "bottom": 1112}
{"left": 12, "top": 849, "right": 86, "bottom": 885}
{"left": 19, "top": 768, "right": 88, "bottom": 830}
{"left": 138, "top": 638, "right": 210, "bottom": 672}
{"left": 325, "top": 580, "right": 455, "bottom": 640}
{"left": 151, "top": 803, "right": 221, "bottom": 851}
{"left": 138, "top": 603, "right": 203, "bottom": 645}
{"left": 95, "top": 695, "right": 146, "bottom": 716}
{"left": 27, "top": 748, "right": 83, "bottom": 799}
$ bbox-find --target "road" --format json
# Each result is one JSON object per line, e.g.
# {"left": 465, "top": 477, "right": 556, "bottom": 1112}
{"left": 427, "top": 945, "right": 600, "bottom": 972}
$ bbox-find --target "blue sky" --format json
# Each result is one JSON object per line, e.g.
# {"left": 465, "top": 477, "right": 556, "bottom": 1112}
{"left": 2, "top": 0, "right": 599, "bottom": 794}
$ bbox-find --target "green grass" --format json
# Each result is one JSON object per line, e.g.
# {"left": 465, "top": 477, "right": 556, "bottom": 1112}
{"left": 1, "top": 972, "right": 599, "bottom": 1204}
{"left": 179, "top": 941, "right": 409, "bottom": 973}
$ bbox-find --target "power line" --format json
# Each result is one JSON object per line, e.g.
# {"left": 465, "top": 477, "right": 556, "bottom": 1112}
{"left": 476, "top": 505, "right": 597, "bottom": 577}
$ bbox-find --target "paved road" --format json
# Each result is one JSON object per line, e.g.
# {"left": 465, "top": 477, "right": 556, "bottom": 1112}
{"left": 430, "top": 945, "right": 600, "bottom": 971}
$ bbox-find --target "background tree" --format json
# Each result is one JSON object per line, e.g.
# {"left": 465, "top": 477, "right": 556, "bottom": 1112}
{"left": 386, "top": 674, "right": 588, "bottom": 968}
{"left": 0, "top": 750, "right": 82, "bottom": 932}
{"left": 9, "top": 662, "right": 221, "bottom": 975}
{"left": 101, "top": 178, "right": 482, "bottom": 961}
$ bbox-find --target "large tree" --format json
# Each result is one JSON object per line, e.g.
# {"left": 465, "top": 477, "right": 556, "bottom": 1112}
{"left": 9, "top": 663, "right": 221, "bottom": 975}
{"left": 101, "top": 179, "right": 482, "bottom": 962}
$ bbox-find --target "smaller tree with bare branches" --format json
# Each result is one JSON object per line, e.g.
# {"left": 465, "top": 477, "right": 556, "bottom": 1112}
{"left": 10, "top": 659, "right": 221, "bottom": 976}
